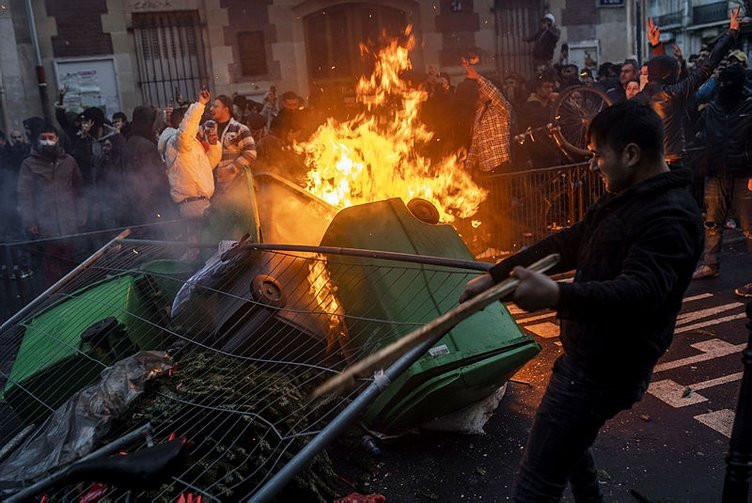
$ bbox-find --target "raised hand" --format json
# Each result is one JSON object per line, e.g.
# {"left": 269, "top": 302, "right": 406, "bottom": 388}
{"left": 730, "top": 6, "right": 741, "bottom": 31}
{"left": 198, "top": 87, "right": 210, "bottom": 105}
{"left": 646, "top": 17, "right": 660, "bottom": 46}
{"left": 462, "top": 59, "right": 479, "bottom": 80}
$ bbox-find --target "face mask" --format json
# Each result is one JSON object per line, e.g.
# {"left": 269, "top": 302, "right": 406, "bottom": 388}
{"left": 37, "top": 139, "right": 58, "bottom": 158}
{"left": 718, "top": 81, "right": 743, "bottom": 104}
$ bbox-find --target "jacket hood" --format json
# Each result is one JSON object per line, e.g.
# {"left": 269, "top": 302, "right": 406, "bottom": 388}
{"left": 157, "top": 127, "right": 177, "bottom": 155}
{"left": 22, "top": 117, "right": 44, "bottom": 141}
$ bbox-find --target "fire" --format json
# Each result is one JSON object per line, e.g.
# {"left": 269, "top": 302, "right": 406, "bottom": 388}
{"left": 307, "top": 253, "right": 350, "bottom": 355}
{"left": 297, "top": 26, "right": 487, "bottom": 223}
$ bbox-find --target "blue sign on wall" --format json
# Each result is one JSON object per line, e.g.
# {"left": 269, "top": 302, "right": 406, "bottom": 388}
{"left": 600, "top": 0, "right": 625, "bottom": 6}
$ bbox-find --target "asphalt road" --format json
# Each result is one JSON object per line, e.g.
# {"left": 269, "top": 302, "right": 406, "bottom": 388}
{"left": 336, "top": 242, "right": 752, "bottom": 502}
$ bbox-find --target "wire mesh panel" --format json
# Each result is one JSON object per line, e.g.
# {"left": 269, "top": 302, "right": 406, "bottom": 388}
{"left": 480, "top": 163, "right": 604, "bottom": 250}
{"left": 132, "top": 10, "right": 209, "bottom": 107}
{"left": 0, "top": 240, "right": 491, "bottom": 501}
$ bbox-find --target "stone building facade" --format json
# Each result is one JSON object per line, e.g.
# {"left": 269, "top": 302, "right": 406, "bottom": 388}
{"left": 0, "top": 0, "right": 644, "bottom": 132}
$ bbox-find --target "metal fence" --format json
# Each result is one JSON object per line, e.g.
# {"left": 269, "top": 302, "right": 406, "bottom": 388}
{"left": 461, "top": 162, "right": 603, "bottom": 255}
{"left": 0, "top": 221, "right": 184, "bottom": 324}
{"left": 0, "top": 163, "right": 603, "bottom": 323}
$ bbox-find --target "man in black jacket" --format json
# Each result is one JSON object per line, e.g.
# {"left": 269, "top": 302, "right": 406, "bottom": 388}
{"left": 691, "top": 65, "right": 752, "bottom": 291}
{"left": 639, "top": 8, "right": 740, "bottom": 168}
{"left": 460, "top": 102, "right": 703, "bottom": 501}
{"left": 523, "top": 14, "right": 560, "bottom": 68}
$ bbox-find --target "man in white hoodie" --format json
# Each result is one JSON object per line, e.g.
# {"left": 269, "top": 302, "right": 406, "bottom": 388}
{"left": 158, "top": 88, "right": 222, "bottom": 221}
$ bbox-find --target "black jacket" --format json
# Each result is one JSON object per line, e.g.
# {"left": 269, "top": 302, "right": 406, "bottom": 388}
{"left": 698, "top": 94, "right": 752, "bottom": 176}
{"left": 639, "top": 30, "right": 737, "bottom": 162}
{"left": 489, "top": 168, "right": 703, "bottom": 384}
{"left": 525, "top": 26, "right": 560, "bottom": 62}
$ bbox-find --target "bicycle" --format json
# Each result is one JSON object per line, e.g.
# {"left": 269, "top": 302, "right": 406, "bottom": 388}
{"left": 509, "top": 85, "right": 612, "bottom": 244}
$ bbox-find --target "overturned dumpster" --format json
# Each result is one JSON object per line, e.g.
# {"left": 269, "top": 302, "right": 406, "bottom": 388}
{"left": 0, "top": 196, "right": 540, "bottom": 501}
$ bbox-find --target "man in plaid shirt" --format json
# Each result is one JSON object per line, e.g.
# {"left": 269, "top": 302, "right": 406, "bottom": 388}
{"left": 461, "top": 61, "right": 514, "bottom": 257}
{"left": 206, "top": 94, "right": 261, "bottom": 243}
{"left": 463, "top": 61, "right": 513, "bottom": 174}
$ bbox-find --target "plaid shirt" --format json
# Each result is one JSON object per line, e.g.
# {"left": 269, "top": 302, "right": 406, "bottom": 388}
{"left": 466, "top": 76, "right": 512, "bottom": 173}
{"left": 217, "top": 118, "right": 257, "bottom": 174}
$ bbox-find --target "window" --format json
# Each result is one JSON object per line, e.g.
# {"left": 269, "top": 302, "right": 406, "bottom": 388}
{"left": 238, "top": 31, "right": 268, "bottom": 76}
{"left": 132, "top": 10, "right": 208, "bottom": 107}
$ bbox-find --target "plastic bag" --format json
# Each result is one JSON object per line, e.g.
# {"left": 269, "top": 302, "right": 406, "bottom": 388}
{"left": 0, "top": 351, "right": 173, "bottom": 484}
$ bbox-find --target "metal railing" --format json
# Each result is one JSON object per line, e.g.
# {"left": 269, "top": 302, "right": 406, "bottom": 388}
{"left": 692, "top": 1, "right": 729, "bottom": 25}
{"left": 0, "top": 220, "right": 184, "bottom": 323}
{"left": 461, "top": 162, "right": 603, "bottom": 255}
{"left": 656, "top": 10, "right": 684, "bottom": 27}
{"left": 0, "top": 162, "right": 604, "bottom": 322}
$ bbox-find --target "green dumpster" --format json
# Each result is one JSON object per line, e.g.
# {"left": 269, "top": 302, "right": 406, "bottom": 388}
{"left": 3, "top": 260, "right": 190, "bottom": 423}
{"left": 320, "top": 198, "right": 540, "bottom": 431}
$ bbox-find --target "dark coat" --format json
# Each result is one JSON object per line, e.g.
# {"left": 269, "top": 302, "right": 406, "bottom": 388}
{"left": 698, "top": 94, "right": 752, "bottom": 176}
{"left": 17, "top": 149, "right": 85, "bottom": 238}
{"left": 638, "top": 30, "right": 736, "bottom": 162}
{"left": 525, "top": 26, "right": 560, "bottom": 62}
{"left": 122, "top": 134, "right": 174, "bottom": 225}
{"left": 490, "top": 168, "right": 703, "bottom": 384}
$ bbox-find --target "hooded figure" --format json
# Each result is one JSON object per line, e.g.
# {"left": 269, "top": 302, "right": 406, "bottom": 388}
{"left": 121, "top": 106, "right": 174, "bottom": 226}
{"left": 17, "top": 124, "right": 85, "bottom": 238}
{"left": 22, "top": 117, "right": 44, "bottom": 143}
{"left": 638, "top": 26, "right": 738, "bottom": 166}
{"left": 692, "top": 63, "right": 752, "bottom": 284}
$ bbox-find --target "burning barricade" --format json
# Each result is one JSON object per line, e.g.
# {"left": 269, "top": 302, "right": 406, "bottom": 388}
{"left": 0, "top": 28, "right": 538, "bottom": 501}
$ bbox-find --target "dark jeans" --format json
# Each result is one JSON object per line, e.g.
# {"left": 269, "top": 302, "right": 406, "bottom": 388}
{"left": 702, "top": 175, "right": 752, "bottom": 268}
{"left": 512, "top": 357, "right": 647, "bottom": 502}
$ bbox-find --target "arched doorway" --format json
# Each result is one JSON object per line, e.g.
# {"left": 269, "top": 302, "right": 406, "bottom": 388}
{"left": 303, "top": 3, "right": 408, "bottom": 101}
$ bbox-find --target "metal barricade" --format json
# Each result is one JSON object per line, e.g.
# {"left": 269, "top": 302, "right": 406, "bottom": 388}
{"left": 0, "top": 220, "right": 183, "bottom": 323}
{"left": 473, "top": 162, "right": 603, "bottom": 254}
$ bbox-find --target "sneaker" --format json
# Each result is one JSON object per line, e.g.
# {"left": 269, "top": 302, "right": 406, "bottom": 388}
{"left": 692, "top": 264, "right": 719, "bottom": 280}
{"left": 735, "top": 283, "right": 752, "bottom": 298}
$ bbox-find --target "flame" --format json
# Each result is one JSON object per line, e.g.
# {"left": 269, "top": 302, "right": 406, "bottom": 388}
{"left": 307, "top": 253, "right": 350, "bottom": 355}
{"left": 298, "top": 26, "right": 487, "bottom": 223}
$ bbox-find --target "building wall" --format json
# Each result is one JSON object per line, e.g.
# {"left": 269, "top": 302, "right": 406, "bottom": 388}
{"left": 1, "top": 0, "right": 653, "bottom": 127}
{"left": 0, "top": 0, "right": 41, "bottom": 130}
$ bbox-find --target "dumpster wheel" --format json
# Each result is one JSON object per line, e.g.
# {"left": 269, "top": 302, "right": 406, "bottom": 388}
{"left": 251, "top": 274, "right": 287, "bottom": 308}
{"left": 407, "top": 198, "right": 440, "bottom": 225}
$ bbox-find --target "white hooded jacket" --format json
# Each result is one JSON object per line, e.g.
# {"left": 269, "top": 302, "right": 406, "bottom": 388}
{"left": 158, "top": 102, "right": 221, "bottom": 203}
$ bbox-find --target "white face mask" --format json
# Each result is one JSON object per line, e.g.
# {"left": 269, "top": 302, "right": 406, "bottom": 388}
{"left": 39, "top": 139, "right": 57, "bottom": 147}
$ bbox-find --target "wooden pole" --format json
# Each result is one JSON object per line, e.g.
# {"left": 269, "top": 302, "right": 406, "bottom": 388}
{"left": 312, "top": 253, "right": 560, "bottom": 398}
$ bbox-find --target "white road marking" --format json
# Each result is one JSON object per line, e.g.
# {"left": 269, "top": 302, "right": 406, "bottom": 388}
{"left": 682, "top": 293, "right": 714, "bottom": 303}
{"left": 694, "top": 409, "right": 735, "bottom": 438}
{"left": 675, "top": 313, "right": 746, "bottom": 334}
{"left": 648, "top": 379, "right": 708, "bottom": 407}
{"left": 676, "top": 302, "right": 743, "bottom": 326}
{"left": 506, "top": 304, "right": 525, "bottom": 315}
{"left": 648, "top": 372, "right": 743, "bottom": 408}
{"left": 692, "top": 372, "right": 745, "bottom": 390}
{"left": 524, "top": 322, "right": 560, "bottom": 339}
{"left": 654, "top": 339, "right": 747, "bottom": 373}
{"left": 517, "top": 312, "right": 556, "bottom": 324}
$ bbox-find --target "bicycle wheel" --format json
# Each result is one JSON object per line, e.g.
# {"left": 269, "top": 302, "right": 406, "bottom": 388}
{"left": 550, "top": 86, "right": 612, "bottom": 156}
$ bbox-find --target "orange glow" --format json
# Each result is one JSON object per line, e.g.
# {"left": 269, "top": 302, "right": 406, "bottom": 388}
{"left": 297, "top": 26, "right": 486, "bottom": 223}
{"left": 307, "top": 253, "right": 349, "bottom": 355}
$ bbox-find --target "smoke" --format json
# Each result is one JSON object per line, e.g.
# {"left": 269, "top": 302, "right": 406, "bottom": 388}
{"left": 254, "top": 173, "right": 336, "bottom": 245}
